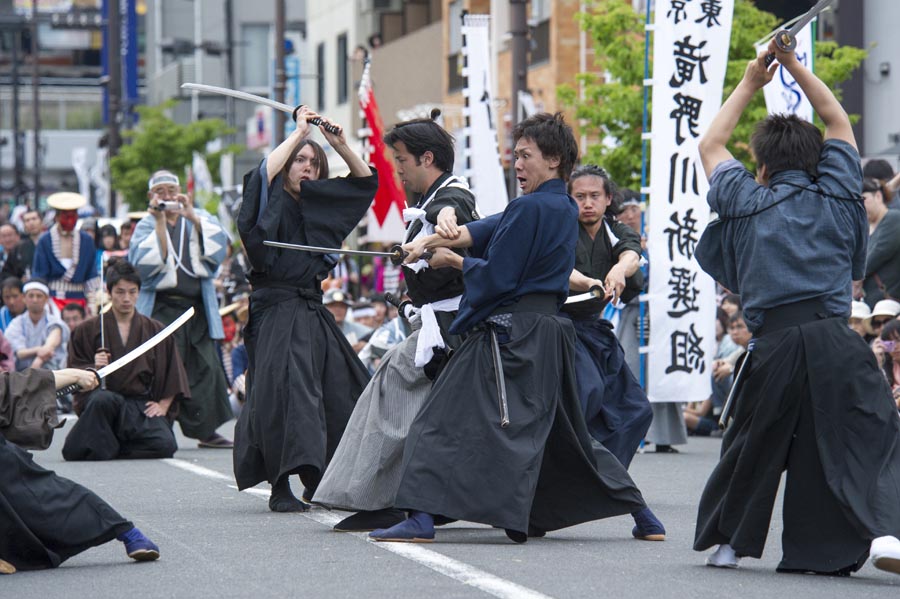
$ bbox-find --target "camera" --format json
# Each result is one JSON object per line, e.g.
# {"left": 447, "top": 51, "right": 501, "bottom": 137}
{"left": 152, "top": 201, "right": 182, "bottom": 211}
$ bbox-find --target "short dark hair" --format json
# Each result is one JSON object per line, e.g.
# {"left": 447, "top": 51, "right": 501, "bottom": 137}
{"left": 750, "top": 113, "right": 823, "bottom": 179}
{"left": 383, "top": 109, "right": 455, "bottom": 172}
{"left": 62, "top": 302, "right": 85, "bottom": 318}
{"left": 282, "top": 139, "right": 329, "bottom": 184}
{"left": 106, "top": 260, "right": 142, "bottom": 292}
{"left": 569, "top": 164, "right": 621, "bottom": 214}
{"left": 864, "top": 158, "right": 894, "bottom": 182}
{"left": 722, "top": 293, "right": 742, "bottom": 309}
{"left": 513, "top": 112, "right": 578, "bottom": 181}
{"left": 881, "top": 318, "right": 900, "bottom": 341}
{"left": 1, "top": 277, "right": 23, "bottom": 293}
{"left": 728, "top": 310, "right": 746, "bottom": 326}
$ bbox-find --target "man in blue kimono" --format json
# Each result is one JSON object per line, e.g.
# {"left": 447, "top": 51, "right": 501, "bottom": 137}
{"left": 693, "top": 41, "right": 900, "bottom": 576}
{"left": 370, "top": 113, "right": 649, "bottom": 544}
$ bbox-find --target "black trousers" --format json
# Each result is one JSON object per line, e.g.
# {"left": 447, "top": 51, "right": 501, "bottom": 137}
{"left": 62, "top": 390, "right": 177, "bottom": 461}
{"left": 695, "top": 309, "right": 900, "bottom": 573}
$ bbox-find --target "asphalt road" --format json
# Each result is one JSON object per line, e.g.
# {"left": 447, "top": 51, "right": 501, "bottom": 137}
{"left": 6, "top": 419, "right": 899, "bottom": 598}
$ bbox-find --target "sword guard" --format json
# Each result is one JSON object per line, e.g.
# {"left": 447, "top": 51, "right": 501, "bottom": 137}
{"left": 764, "top": 29, "right": 797, "bottom": 67}
{"left": 389, "top": 244, "right": 434, "bottom": 266}
{"left": 292, "top": 105, "right": 342, "bottom": 135}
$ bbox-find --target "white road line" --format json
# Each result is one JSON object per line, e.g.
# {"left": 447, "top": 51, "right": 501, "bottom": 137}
{"left": 163, "top": 458, "right": 555, "bottom": 599}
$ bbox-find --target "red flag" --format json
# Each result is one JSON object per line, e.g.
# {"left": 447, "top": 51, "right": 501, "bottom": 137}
{"left": 359, "top": 60, "right": 406, "bottom": 228}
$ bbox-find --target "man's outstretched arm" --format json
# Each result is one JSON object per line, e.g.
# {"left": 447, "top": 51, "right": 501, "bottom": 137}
{"left": 698, "top": 50, "right": 777, "bottom": 179}
{"left": 770, "top": 39, "right": 856, "bottom": 150}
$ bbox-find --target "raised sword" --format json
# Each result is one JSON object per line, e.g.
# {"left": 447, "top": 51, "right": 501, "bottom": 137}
{"left": 764, "top": 0, "right": 832, "bottom": 66}
{"left": 181, "top": 83, "right": 342, "bottom": 135}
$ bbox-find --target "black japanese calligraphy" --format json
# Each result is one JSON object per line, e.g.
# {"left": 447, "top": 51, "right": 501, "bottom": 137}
{"left": 670, "top": 93, "right": 703, "bottom": 145}
{"left": 668, "top": 153, "right": 700, "bottom": 203}
{"left": 669, "top": 36, "right": 710, "bottom": 88}
{"left": 667, "top": 267, "right": 700, "bottom": 317}
{"left": 695, "top": 0, "right": 723, "bottom": 27}
{"left": 664, "top": 208, "right": 699, "bottom": 261}
{"left": 666, "top": 323, "right": 706, "bottom": 374}
{"left": 667, "top": 0, "right": 693, "bottom": 24}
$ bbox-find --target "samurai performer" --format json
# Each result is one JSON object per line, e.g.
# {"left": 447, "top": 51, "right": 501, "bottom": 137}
{"left": 32, "top": 193, "right": 100, "bottom": 312}
{"left": 371, "top": 113, "right": 647, "bottom": 543}
{"left": 129, "top": 170, "right": 234, "bottom": 449}
{"left": 314, "top": 112, "right": 478, "bottom": 532}
{"left": 234, "top": 106, "right": 376, "bottom": 512}
{"left": 62, "top": 261, "right": 191, "bottom": 461}
{"left": 563, "top": 165, "right": 664, "bottom": 540}
{"left": 0, "top": 367, "right": 159, "bottom": 574}
{"left": 693, "top": 43, "right": 900, "bottom": 575}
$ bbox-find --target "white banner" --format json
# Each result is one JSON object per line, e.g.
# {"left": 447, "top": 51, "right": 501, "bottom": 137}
{"left": 755, "top": 20, "right": 814, "bottom": 122}
{"left": 461, "top": 14, "right": 508, "bottom": 216}
{"left": 647, "top": 0, "right": 734, "bottom": 403}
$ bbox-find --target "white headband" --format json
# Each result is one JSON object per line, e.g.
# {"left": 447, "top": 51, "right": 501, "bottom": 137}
{"left": 22, "top": 281, "right": 50, "bottom": 296}
{"left": 148, "top": 172, "right": 180, "bottom": 190}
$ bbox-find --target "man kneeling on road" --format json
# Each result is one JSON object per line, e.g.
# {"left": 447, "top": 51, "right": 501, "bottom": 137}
{"left": 62, "top": 260, "right": 191, "bottom": 461}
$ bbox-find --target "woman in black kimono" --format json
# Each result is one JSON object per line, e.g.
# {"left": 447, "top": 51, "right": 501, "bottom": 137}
{"left": 234, "top": 106, "right": 377, "bottom": 511}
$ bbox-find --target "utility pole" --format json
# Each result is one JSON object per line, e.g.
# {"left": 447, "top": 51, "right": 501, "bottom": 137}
{"left": 274, "top": 0, "right": 286, "bottom": 144}
{"left": 509, "top": 0, "right": 528, "bottom": 191}
{"left": 31, "top": 0, "right": 41, "bottom": 205}
{"left": 107, "top": 0, "right": 121, "bottom": 215}
{"left": 11, "top": 28, "right": 25, "bottom": 204}
{"left": 192, "top": 0, "right": 202, "bottom": 120}
{"left": 224, "top": 0, "right": 236, "bottom": 137}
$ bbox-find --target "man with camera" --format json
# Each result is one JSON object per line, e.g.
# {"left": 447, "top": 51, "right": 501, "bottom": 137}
{"left": 128, "top": 170, "right": 233, "bottom": 449}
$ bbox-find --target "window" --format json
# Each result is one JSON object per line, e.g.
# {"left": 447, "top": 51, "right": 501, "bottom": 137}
{"left": 316, "top": 42, "right": 326, "bottom": 111}
{"left": 337, "top": 33, "right": 348, "bottom": 105}
{"left": 241, "top": 24, "right": 270, "bottom": 89}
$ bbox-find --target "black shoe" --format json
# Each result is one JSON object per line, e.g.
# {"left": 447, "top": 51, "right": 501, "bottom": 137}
{"left": 655, "top": 444, "right": 680, "bottom": 453}
{"left": 268, "top": 478, "right": 309, "bottom": 513}
{"left": 433, "top": 515, "right": 458, "bottom": 527}
{"left": 527, "top": 525, "right": 546, "bottom": 538}
{"left": 333, "top": 508, "right": 408, "bottom": 532}
{"left": 505, "top": 529, "right": 527, "bottom": 544}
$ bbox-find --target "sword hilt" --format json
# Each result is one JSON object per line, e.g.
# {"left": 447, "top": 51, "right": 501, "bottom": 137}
{"left": 292, "top": 105, "right": 342, "bottom": 135}
{"left": 384, "top": 292, "right": 416, "bottom": 321}
{"left": 764, "top": 30, "right": 796, "bottom": 67}
{"left": 56, "top": 368, "right": 102, "bottom": 398}
{"left": 389, "top": 244, "right": 433, "bottom": 266}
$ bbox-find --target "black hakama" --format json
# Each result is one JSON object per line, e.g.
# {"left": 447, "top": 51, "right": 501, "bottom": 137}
{"left": 394, "top": 308, "right": 646, "bottom": 534}
{"left": 569, "top": 317, "right": 652, "bottom": 468}
{"left": 694, "top": 313, "right": 900, "bottom": 573}
{"left": 233, "top": 163, "right": 376, "bottom": 491}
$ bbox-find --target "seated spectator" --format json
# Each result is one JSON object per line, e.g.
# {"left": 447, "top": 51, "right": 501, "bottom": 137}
{"left": 352, "top": 300, "right": 378, "bottom": 330}
{"left": 5, "top": 279, "right": 68, "bottom": 371}
{"left": 865, "top": 298, "right": 900, "bottom": 339}
{"left": 0, "top": 278, "right": 25, "bottom": 332}
{"left": 878, "top": 319, "right": 900, "bottom": 410}
{"left": 357, "top": 314, "right": 410, "bottom": 375}
{"left": 61, "top": 261, "right": 190, "bottom": 461}
{"left": 685, "top": 310, "right": 751, "bottom": 436}
{"left": 370, "top": 293, "right": 389, "bottom": 329}
{"left": 16, "top": 208, "right": 43, "bottom": 277}
{"left": 849, "top": 300, "right": 872, "bottom": 338}
{"left": 720, "top": 293, "right": 742, "bottom": 317}
{"left": 0, "top": 224, "right": 25, "bottom": 282}
{"left": 324, "top": 289, "right": 372, "bottom": 353}
{"left": 62, "top": 302, "right": 86, "bottom": 332}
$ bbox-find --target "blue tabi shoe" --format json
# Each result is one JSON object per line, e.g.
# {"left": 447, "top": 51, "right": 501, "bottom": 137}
{"left": 631, "top": 507, "right": 666, "bottom": 541}
{"left": 369, "top": 511, "right": 435, "bottom": 543}
{"left": 117, "top": 527, "right": 161, "bottom": 561}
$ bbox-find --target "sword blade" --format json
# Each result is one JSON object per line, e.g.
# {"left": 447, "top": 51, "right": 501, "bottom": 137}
{"left": 182, "top": 83, "right": 294, "bottom": 114}
{"left": 56, "top": 307, "right": 195, "bottom": 398}
{"left": 263, "top": 240, "right": 399, "bottom": 259}
{"left": 788, "top": 0, "right": 831, "bottom": 36}
{"left": 564, "top": 284, "right": 609, "bottom": 305}
{"left": 718, "top": 341, "right": 754, "bottom": 430}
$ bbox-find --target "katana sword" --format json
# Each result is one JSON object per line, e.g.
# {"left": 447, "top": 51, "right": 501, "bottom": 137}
{"left": 764, "top": 0, "right": 832, "bottom": 67}
{"left": 564, "top": 284, "right": 611, "bottom": 305}
{"left": 384, "top": 292, "right": 418, "bottom": 321}
{"left": 181, "top": 83, "right": 342, "bottom": 135}
{"left": 56, "top": 307, "right": 195, "bottom": 398}
{"left": 263, "top": 240, "right": 432, "bottom": 266}
{"left": 489, "top": 328, "right": 511, "bottom": 428}
{"left": 718, "top": 339, "right": 755, "bottom": 430}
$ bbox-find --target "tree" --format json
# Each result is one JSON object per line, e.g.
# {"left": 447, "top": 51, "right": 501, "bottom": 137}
{"left": 558, "top": 0, "right": 867, "bottom": 189}
{"left": 109, "top": 101, "right": 240, "bottom": 211}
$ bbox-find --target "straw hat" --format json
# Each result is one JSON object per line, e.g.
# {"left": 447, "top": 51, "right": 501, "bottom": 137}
{"left": 47, "top": 192, "right": 87, "bottom": 211}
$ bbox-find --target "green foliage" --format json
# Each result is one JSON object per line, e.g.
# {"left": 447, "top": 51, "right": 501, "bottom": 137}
{"left": 559, "top": 0, "right": 867, "bottom": 187}
{"left": 109, "top": 101, "right": 241, "bottom": 211}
